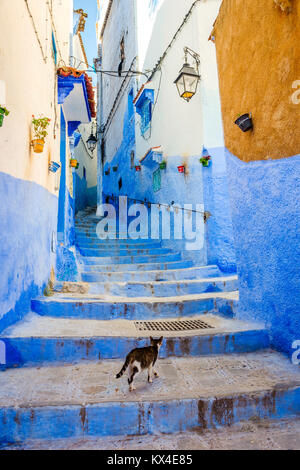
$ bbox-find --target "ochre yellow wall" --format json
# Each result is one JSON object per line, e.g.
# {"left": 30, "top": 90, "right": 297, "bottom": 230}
{"left": 213, "top": 0, "right": 300, "bottom": 162}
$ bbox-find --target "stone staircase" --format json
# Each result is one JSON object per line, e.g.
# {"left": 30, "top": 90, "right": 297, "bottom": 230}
{"left": 0, "top": 207, "right": 299, "bottom": 445}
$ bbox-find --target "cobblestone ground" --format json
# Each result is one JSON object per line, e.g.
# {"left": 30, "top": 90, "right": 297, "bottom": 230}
{"left": 2, "top": 418, "right": 300, "bottom": 450}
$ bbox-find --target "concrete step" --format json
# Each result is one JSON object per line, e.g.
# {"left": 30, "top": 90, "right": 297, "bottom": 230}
{"left": 31, "top": 292, "right": 238, "bottom": 320}
{"left": 81, "top": 265, "right": 221, "bottom": 282}
{"left": 76, "top": 247, "right": 173, "bottom": 257}
{"left": 0, "top": 313, "right": 268, "bottom": 368}
{"left": 78, "top": 252, "right": 182, "bottom": 264}
{"left": 56, "top": 276, "right": 238, "bottom": 297}
{"left": 5, "top": 417, "right": 300, "bottom": 450}
{"left": 75, "top": 237, "right": 163, "bottom": 249}
{"left": 0, "top": 352, "right": 299, "bottom": 441}
{"left": 80, "top": 260, "right": 193, "bottom": 273}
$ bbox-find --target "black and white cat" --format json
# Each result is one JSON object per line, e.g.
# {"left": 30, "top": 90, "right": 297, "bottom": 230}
{"left": 116, "top": 337, "right": 164, "bottom": 391}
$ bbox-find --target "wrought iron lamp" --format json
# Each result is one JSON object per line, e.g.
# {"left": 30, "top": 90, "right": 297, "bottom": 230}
{"left": 174, "top": 47, "right": 201, "bottom": 102}
{"left": 86, "top": 122, "right": 98, "bottom": 153}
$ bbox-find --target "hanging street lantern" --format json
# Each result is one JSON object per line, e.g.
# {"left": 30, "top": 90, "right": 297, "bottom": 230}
{"left": 86, "top": 132, "right": 98, "bottom": 153}
{"left": 174, "top": 47, "right": 201, "bottom": 102}
{"left": 86, "top": 120, "right": 98, "bottom": 153}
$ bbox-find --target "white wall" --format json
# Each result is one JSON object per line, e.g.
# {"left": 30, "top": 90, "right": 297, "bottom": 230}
{"left": 74, "top": 120, "right": 98, "bottom": 189}
{"left": 135, "top": 0, "right": 223, "bottom": 161}
{"left": 100, "top": 0, "right": 137, "bottom": 162}
{"left": 0, "top": 0, "right": 73, "bottom": 195}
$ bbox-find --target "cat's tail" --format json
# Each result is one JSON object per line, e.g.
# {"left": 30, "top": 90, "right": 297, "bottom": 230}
{"left": 116, "top": 355, "right": 130, "bottom": 379}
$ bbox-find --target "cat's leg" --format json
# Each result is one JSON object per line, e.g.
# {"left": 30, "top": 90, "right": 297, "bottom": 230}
{"left": 153, "top": 358, "right": 159, "bottom": 378}
{"left": 128, "top": 364, "right": 138, "bottom": 392}
{"left": 148, "top": 364, "right": 153, "bottom": 383}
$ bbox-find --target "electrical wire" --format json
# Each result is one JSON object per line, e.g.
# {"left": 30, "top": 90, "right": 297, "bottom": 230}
{"left": 24, "top": 0, "right": 47, "bottom": 63}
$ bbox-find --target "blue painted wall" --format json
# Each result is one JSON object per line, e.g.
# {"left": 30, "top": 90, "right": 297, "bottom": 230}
{"left": 74, "top": 172, "right": 97, "bottom": 213}
{"left": 0, "top": 172, "right": 58, "bottom": 333}
{"left": 202, "top": 147, "right": 236, "bottom": 273}
{"left": 102, "top": 90, "right": 236, "bottom": 270}
{"left": 226, "top": 150, "right": 300, "bottom": 356}
{"left": 57, "top": 110, "right": 75, "bottom": 247}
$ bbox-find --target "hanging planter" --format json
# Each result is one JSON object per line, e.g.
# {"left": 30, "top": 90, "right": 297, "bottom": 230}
{"left": 70, "top": 159, "right": 78, "bottom": 168}
{"left": 135, "top": 165, "right": 141, "bottom": 172}
{"left": 49, "top": 161, "right": 61, "bottom": 173}
{"left": 177, "top": 165, "right": 185, "bottom": 174}
{"left": 159, "top": 161, "right": 167, "bottom": 170}
{"left": 0, "top": 106, "right": 9, "bottom": 127}
{"left": 32, "top": 139, "right": 45, "bottom": 153}
{"left": 235, "top": 113, "right": 253, "bottom": 132}
{"left": 31, "top": 115, "right": 51, "bottom": 153}
{"left": 200, "top": 156, "right": 211, "bottom": 167}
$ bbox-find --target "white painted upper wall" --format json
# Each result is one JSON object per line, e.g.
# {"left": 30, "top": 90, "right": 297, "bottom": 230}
{"left": 74, "top": 120, "right": 98, "bottom": 189}
{"left": 135, "top": 0, "right": 223, "bottom": 160}
{"left": 100, "top": 0, "right": 137, "bottom": 162}
{"left": 97, "top": 0, "right": 223, "bottom": 164}
{"left": 0, "top": 0, "right": 73, "bottom": 194}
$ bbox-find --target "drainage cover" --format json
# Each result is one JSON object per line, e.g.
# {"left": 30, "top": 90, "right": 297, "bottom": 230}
{"left": 134, "top": 319, "right": 214, "bottom": 332}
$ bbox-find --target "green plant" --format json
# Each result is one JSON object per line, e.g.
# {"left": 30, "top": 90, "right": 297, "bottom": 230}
{"left": 0, "top": 106, "right": 9, "bottom": 116}
{"left": 32, "top": 115, "right": 51, "bottom": 141}
{"left": 200, "top": 156, "right": 211, "bottom": 167}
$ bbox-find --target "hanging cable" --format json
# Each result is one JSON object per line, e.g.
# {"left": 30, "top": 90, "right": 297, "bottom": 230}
{"left": 148, "top": 0, "right": 200, "bottom": 81}
{"left": 24, "top": 0, "right": 47, "bottom": 63}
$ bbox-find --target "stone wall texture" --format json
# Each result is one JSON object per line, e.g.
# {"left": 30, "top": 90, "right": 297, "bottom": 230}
{"left": 213, "top": 0, "right": 300, "bottom": 162}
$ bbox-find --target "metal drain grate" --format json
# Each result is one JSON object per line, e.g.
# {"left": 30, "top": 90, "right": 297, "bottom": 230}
{"left": 134, "top": 319, "right": 214, "bottom": 332}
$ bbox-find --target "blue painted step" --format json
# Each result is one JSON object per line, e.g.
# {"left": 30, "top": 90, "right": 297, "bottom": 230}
{"left": 31, "top": 293, "right": 236, "bottom": 320}
{"left": 79, "top": 254, "right": 183, "bottom": 272}
{"left": 0, "top": 352, "right": 299, "bottom": 441}
{"left": 85, "top": 277, "right": 239, "bottom": 297}
{"left": 76, "top": 247, "right": 173, "bottom": 257}
{"left": 75, "top": 238, "right": 163, "bottom": 249}
{"left": 81, "top": 265, "right": 221, "bottom": 282}
{"left": 1, "top": 325, "right": 269, "bottom": 368}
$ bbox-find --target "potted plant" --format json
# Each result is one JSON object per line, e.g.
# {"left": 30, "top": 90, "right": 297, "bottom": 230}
{"left": 135, "top": 165, "right": 141, "bottom": 172}
{"left": 177, "top": 165, "right": 185, "bottom": 174}
{"left": 0, "top": 106, "right": 9, "bottom": 127}
{"left": 200, "top": 156, "right": 211, "bottom": 167}
{"left": 31, "top": 115, "right": 51, "bottom": 153}
{"left": 105, "top": 168, "right": 110, "bottom": 176}
{"left": 159, "top": 161, "right": 167, "bottom": 170}
{"left": 235, "top": 113, "right": 253, "bottom": 132}
{"left": 113, "top": 166, "right": 118, "bottom": 172}
{"left": 70, "top": 159, "right": 78, "bottom": 168}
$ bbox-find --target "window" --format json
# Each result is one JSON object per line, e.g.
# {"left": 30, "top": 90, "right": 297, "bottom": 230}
{"left": 141, "top": 100, "right": 152, "bottom": 135}
{"left": 52, "top": 32, "right": 57, "bottom": 65}
{"left": 153, "top": 168, "right": 161, "bottom": 193}
{"left": 83, "top": 166, "right": 86, "bottom": 180}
